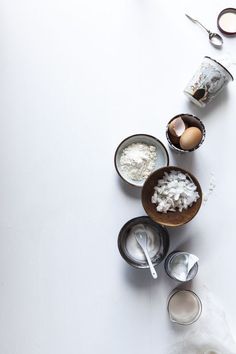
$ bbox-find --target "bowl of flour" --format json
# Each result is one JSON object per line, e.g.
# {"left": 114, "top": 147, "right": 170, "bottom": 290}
{"left": 114, "top": 134, "right": 169, "bottom": 187}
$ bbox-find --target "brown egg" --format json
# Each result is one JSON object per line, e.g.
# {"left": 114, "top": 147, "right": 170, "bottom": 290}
{"left": 180, "top": 127, "right": 203, "bottom": 150}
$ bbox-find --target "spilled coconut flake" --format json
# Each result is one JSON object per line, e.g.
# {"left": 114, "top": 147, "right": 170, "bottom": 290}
{"left": 152, "top": 170, "right": 200, "bottom": 213}
{"left": 203, "top": 173, "right": 216, "bottom": 202}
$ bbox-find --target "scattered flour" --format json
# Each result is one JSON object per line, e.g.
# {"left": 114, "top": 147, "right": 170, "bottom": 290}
{"left": 203, "top": 174, "right": 216, "bottom": 202}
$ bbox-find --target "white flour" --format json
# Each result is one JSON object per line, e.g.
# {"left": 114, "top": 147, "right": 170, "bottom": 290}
{"left": 120, "top": 143, "right": 157, "bottom": 181}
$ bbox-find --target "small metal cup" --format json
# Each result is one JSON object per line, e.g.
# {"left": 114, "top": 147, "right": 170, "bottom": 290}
{"left": 164, "top": 251, "right": 199, "bottom": 282}
{"left": 167, "top": 289, "right": 202, "bottom": 325}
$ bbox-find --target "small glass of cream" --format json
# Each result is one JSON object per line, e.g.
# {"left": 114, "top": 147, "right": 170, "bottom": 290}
{"left": 167, "top": 289, "right": 202, "bottom": 325}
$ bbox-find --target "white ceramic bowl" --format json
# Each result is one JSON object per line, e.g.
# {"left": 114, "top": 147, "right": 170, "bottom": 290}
{"left": 114, "top": 134, "right": 169, "bottom": 187}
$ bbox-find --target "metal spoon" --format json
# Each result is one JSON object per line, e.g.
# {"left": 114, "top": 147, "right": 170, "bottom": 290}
{"left": 185, "top": 14, "right": 223, "bottom": 48}
{"left": 135, "top": 231, "right": 158, "bottom": 279}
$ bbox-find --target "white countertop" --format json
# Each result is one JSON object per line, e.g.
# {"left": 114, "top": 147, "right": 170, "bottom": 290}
{"left": 0, "top": 0, "right": 236, "bottom": 353}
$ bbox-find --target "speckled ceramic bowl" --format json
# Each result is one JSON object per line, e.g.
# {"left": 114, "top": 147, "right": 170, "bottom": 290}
{"left": 166, "top": 114, "right": 206, "bottom": 153}
{"left": 114, "top": 134, "right": 169, "bottom": 187}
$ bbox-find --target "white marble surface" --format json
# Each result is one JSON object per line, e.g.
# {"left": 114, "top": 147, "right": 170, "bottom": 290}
{"left": 0, "top": 0, "right": 236, "bottom": 353}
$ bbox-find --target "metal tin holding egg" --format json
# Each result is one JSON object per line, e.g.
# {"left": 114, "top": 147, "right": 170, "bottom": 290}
{"left": 166, "top": 114, "right": 206, "bottom": 153}
{"left": 184, "top": 56, "right": 233, "bottom": 107}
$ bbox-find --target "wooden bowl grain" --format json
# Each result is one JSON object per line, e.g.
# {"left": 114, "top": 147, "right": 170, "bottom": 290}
{"left": 141, "top": 166, "right": 202, "bottom": 227}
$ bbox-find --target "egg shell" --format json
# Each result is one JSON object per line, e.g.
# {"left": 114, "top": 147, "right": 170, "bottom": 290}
{"left": 168, "top": 117, "right": 186, "bottom": 137}
{"left": 180, "top": 127, "right": 203, "bottom": 151}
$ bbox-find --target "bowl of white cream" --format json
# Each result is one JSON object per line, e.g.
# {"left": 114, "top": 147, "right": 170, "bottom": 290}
{"left": 118, "top": 216, "right": 169, "bottom": 269}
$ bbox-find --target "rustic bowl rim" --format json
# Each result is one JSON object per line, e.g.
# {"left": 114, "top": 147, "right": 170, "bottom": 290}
{"left": 166, "top": 113, "right": 206, "bottom": 153}
{"left": 114, "top": 133, "right": 170, "bottom": 188}
{"left": 141, "top": 166, "right": 203, "bottom": 227}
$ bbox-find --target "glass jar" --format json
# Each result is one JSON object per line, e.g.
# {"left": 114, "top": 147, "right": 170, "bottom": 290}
{"left": 167, "top": 289, "right": 202, "bottom": 325}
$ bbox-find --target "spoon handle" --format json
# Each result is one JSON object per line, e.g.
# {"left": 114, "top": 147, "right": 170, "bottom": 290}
{"left": 185, "top": 14, "right": 210, "bottom": 34}
{"left": 143, "top": 249, "right": 158, "bottom": 279}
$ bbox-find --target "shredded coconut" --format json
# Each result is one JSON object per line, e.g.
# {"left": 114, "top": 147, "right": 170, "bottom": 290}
{"left": 120, "top": 143, "right": 157, "bottom": 181}
{"left": 203, "top": 173, "right": 216, "bottom": 202}
{"left": 151, "top": 170, "right": 200, "bottom": 213}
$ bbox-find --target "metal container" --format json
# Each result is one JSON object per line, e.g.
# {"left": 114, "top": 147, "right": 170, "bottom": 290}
{"left": 118, "top": 216, "right": 169, "bottom": 269}
{"left": 164, "top": 251, "right": 199, "bottom": 282}
{"left": 184, "top": 56, "right": 233, "bottom": 107}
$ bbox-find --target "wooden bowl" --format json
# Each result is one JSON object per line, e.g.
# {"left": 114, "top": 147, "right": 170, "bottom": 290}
{"left": 141, "top": 166, "right": 202, "bottom": 227}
